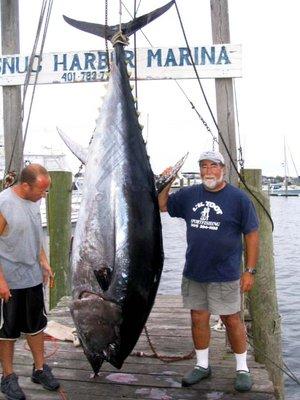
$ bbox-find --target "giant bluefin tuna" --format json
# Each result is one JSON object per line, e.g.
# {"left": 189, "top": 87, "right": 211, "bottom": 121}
{"left": 63, "top": 1, "right": 175, "bottom": 374}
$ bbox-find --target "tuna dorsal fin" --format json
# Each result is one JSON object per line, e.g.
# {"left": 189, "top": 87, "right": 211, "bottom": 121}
{"left": 57, "top": 127, "right": 88, "bottom": 165}
{"left": 63, "top": 0, "right": 174, "bottom": 42}
{"left": 155, "top": 152, "right": 189, "bottom": 194}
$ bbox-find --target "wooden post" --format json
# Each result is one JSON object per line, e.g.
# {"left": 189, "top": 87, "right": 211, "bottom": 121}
{"left": 210, "top": 0, "right": 238, "bottom": 186}
{"left": 46, "top": 171, "right": 72, "bottom": 310}
{"left": 1, "top": 0, "right": 23, "bottom": 176}
{"left": 242, "top": 169, "right": 284, "bottom": 399}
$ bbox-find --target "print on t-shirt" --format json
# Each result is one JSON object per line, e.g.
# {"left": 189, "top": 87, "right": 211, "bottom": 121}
{"left": 191, "top": 200, "right": 223, "bottom": 231}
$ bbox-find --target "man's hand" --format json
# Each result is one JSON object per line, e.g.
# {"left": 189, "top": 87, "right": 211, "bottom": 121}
{"left": 41, "top": 262, "right": 54, "bottom": 286}
{"left": 161, "top": 166, "right": 173, "bottom": 176}
{"left": 158, "top": 166, "right": 174, "bottom": 212}
{"left": 0, "top": 278, "right": 11, "bottom": 302}
{"left": 240, "top": 271, "right": 255, "bottom": 292}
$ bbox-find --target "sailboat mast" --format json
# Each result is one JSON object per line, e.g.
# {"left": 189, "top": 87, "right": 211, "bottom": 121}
{"left": 284, "top": 137, "right": 288, "bottom": 196}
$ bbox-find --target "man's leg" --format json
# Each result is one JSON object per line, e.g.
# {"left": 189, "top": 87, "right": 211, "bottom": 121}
{"left": 182, "top": 310, "right": 212, "bottom": 386}
{"left": 192, "top": 309, "right": 211, "bottom": 369}
{"left": 220, "top": 313, "right": 247, "bottom": 355}
{"left": 191, "top": 309, "right": 211, "bottom": 349}
{"left": 0, "top": 340, "right": 26, "bottom": 399}
{"left": 0, "top": 340, "right": 15, "bottom": 377}
{"left": 221, "top": 313, "right": 252, "bottom": 392}
{"left": 26, "top": 332, "right": 44, "bottom": 370}
{"left": 27, "top": 332, "right": 60, "bottom": 391}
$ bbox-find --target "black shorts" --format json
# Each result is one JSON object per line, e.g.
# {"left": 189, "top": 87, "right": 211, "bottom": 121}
{"left": 0, "top": 283, "right": 47, "bottom": 340}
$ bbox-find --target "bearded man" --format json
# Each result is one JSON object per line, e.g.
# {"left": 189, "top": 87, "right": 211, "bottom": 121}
{"left": 158, "top": 150, "right": 259, "bottom": 393}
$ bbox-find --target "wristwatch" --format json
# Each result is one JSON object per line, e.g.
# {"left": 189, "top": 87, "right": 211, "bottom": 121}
{"left": 245, "top": 267, "right": 257, "bottom": 275}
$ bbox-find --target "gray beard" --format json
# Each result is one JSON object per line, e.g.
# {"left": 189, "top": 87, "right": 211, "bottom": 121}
{"left": 202, "top": 173, "right": 224, "bottom": 190}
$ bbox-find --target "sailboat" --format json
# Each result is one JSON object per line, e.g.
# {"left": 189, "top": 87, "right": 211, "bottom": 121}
{"left": 268, "top": 138, "right": 300, "bottom": 197}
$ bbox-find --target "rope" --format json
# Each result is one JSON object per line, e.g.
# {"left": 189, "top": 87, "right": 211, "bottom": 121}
{"left": 174, "top": 80, "right": 218, "bottom": 146}
{"left": 136, "top": 326, "right": 299, "bottom": 382}
{"left": 286, "top": 142, "right": 299, "bottom": 177}
{"left": 22, "top": 0, "right": 54, "bottom": 155}
{"left": 247, "top": 333, "right": 300, "bottom": 385}
{"left": 135, "top": 0, "right": 142, "bottom": 15}
{"left": 24, "top": 333, "right": 69, "bottom": 399}
{"left": 132, "top": 325, "right": 195, "bottom": 363}
{"left": 121, "top": 1, "right": 153, "bottom": 46}
{"left": 3, "top": 0, "right": 47, "bottom": 187}
{"left": 118, "top": 0, "right": 122, "bottom": 32}
{"left": 133, "top": 0, "right": 139, "bottom": 111}
{"left": 22, "top": 0, "right": 47, "bottom": 109}
{"left": 173, "top": 0, "right": 274, "bottom": 231}
{"left": 233, "top": 79, "right": 244, "bottom": 169}
{"left": 4, "top": 0, "right": 53, "bottom": 187}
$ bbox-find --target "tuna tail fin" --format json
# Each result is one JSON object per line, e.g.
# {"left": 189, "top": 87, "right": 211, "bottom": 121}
{"left": 63, "top": 0, "right": 174, "bottom": 41}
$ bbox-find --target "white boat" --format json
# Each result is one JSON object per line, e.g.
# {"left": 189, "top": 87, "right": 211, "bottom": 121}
{"left": 267, "top": 183, "right": 300, "bottom": 197}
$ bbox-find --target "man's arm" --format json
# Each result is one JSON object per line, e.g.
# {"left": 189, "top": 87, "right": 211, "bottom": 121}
{"left": 158, "top": 181, "right": 173, "bottom": 212}
{"left": 0, "top": 212, "right": 11, "bottom": 301}
{"left": 157, "top": 167, "right": 175, "bottom": 212}
{"left": 39, "top": 247, "right": 54, "bottom": 285}
{"left": 0, "top": 212, "right": 7, "bottom": 235}
{"left": 240, "top": 230, "right": 260, "bottom": 292}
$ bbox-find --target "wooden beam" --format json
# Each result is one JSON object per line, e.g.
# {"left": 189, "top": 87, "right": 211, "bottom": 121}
{"left": 210, "top": 0, "right": 238, "bottom": 185}
{"left": 46, "top": 171, "right": 72, "bottom": 310}
{"left": 1, "top": 0, "right": 23, "bottom": 176}
{"left": 241, "top": 169, "right": 284, "bottom": 399}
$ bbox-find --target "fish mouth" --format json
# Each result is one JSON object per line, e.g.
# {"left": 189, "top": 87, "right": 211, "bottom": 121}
{"left": 70, "top": 292, "right": 122, "bottom": 373}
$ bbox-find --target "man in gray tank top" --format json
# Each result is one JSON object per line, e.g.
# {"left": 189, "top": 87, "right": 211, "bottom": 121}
{"left": 0, "top": 164, "right": 60, "bottom": 400}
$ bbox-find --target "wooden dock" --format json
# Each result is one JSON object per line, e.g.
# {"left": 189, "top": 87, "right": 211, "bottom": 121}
{"left": 0, "top": 295, "right": 276, "bottom": 400}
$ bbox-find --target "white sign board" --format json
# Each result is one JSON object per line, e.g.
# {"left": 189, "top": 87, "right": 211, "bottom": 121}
{"left": 0, "top": 44, "right": 242, "bottom": 86}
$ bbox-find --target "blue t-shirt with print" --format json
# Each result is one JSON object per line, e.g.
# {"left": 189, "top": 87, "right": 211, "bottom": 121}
{"left": 167, "top": 183, "right": 259, "bottom": 283}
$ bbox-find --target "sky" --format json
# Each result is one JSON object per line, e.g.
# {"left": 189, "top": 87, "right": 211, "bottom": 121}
{"left": 2, "top": 0, "right": 300, "bottom": 177}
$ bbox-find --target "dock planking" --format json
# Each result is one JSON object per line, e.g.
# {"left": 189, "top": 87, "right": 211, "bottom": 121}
{"left": 0, "top": 295, "right": 276, "bottom": 399}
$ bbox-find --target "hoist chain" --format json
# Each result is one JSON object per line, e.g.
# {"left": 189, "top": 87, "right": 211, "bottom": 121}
{"left": 105, "top": 0, "right": 110, "bottom": 72}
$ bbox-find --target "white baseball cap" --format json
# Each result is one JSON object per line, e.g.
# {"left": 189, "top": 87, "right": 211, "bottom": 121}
{"left": 198, "top": 150, "right": 225, "bottom": 165}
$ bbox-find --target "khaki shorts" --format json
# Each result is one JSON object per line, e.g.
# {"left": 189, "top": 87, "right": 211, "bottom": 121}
{"left": 181, "top": 276, "right": 241, "bottom": 315}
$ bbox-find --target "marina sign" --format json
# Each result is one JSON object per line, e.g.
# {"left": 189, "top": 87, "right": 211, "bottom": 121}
{"left": 0, "top": 44, "right": 241, "bottom": 86}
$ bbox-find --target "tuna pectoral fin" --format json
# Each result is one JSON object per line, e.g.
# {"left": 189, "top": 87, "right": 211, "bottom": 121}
{"left": 56, "top": 127, "right": 88, "bottom": 164}
{"left": 63, "top": 1, "right": 174, "bottom": 41}
{"left": 155, "top": 152, "right": 189, "bottom": 193}
{"left": 94, "top": 266, "right": 112, "bottom": 292}
{"left": 70, "top": 294, "right": 122, "bottom": 374}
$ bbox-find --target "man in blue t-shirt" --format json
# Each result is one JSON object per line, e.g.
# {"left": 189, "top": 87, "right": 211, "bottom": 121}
{"left": 158, "top": 150, "right": 259, "bottom": 393}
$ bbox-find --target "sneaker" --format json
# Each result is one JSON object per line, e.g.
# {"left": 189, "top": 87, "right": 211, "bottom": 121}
{"left": 182, "top": 365, "right": 211, "bottom": 387}
{"left": 234, "top": 370, "right": 253, "bottom": 392}
{"left": 1, "top": 373, "right": 26, "bottom": 400}
{"left": 31, "top": 364, "right": 60, "bottom": 391}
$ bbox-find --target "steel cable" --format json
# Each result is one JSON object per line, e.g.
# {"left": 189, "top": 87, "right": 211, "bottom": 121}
{"left": 4, "top": 0, "right": 49, "bottom": 184}
{"left": 4, "top": 0, "right": 54, "bottom": 186}
{"left": 173, "top": 0, "right": 274, "bottom": 231}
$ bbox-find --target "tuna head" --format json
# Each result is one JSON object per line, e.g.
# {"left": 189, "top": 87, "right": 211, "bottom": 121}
{"left": 70, "top": 292, "right": 122, "bottom": 373}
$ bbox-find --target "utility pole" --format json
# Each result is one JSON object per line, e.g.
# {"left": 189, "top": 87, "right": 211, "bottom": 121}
{"left": 210, "top": 0, "right": 238, "bottom": 186}
{"left": 1, "top": 0, "right": 23, "bottom": 178}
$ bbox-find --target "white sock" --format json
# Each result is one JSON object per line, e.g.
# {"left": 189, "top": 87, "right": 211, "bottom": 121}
{"left": 195, "top": 348, "right": 209, "bottom": 369}
{"left": 235, "top": 351, "right": 249, "bottom": 372}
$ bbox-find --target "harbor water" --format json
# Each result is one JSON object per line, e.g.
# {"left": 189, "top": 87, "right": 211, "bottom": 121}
{"left": 158, "top": 197, "right": 300, "bottom": 400}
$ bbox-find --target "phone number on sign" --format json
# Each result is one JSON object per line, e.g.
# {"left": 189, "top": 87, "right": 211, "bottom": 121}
{"left": 60, "top": 71, "right": 108, "bottom": 83}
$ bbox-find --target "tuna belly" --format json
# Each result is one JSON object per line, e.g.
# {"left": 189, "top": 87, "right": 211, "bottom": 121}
{"left": 70, "top": 293, "right": 122, "bottom": 372}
